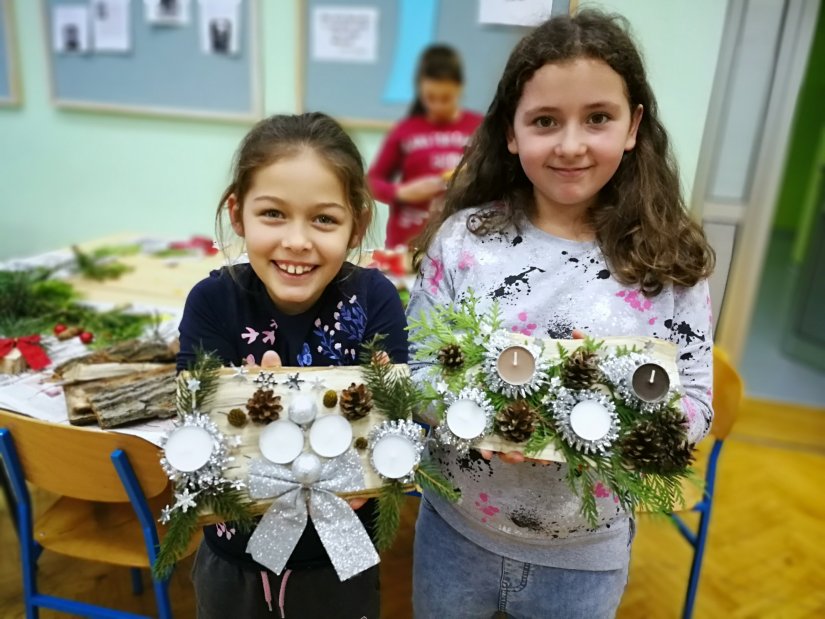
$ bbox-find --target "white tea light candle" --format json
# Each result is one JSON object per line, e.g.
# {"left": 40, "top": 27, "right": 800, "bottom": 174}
{"left": 309, "top": 415, "right": 353, "bottom": 458}
{"left": 371, "top": 435, "right": 417, "bottom": 479}
{"left": 259, "top": 419, "right": 304, "bottom": 464}
{"left": 446, "top": 399, "right": 487, "bottom": 439}
{"left": 569, "top": 400, "right": 612, "bottom": 441}
{"left": 164, "top": 426, "right": 214, "bottom": 472}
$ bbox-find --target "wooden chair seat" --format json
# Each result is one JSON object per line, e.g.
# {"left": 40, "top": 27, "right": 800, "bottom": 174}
{"left": 35, "top": 492, "right": 202, "bottom": 568}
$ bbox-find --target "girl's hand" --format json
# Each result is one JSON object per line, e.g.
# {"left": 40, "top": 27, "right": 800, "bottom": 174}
{"left": 572, "top": 329, "right": 588, "bottom": 340}
{"left": 348, "top": 497, "right": 368, "bottom": 510}
{"left": 396, "top": 176, "right": 447, "bottom": 203}
{"left": 246, "top": 350, "right": 283, "bottom": 370}
{"left": 477, "top": 449, "right": 553, "bottom": 465}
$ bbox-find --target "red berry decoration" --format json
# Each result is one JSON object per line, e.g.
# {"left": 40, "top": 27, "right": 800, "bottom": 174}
{"left": 53, "top": 323, "right": 67, "bottom": 335}
{"left": 79, "top": 331, "right": 94, "bottom": 344}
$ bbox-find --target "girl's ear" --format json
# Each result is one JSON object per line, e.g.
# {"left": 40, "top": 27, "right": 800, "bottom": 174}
{"left": 624, "top": 104, "right": 644, "bottom": 152}
{"left": 228, "top": 194, "right": 244, "bottom": 237}
{"left": 349, "top": 209, "right": 371, "bottom": 249}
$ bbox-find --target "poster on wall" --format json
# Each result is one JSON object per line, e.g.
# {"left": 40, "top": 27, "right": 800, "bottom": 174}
{"left": 198, "top": 0, "right": 241, "bottom": 55}
{"left": 478, "top": 0, "right": 553, "bottom": 26}
{"left": 311, "top": 6, "right": 379, "bottom": 64}
{"left": 91, "top": 0, "right": 132, "bottom": 52}
{"left": 52, "top": 5, "right": 90, "bottom": 54}
{"left": 143, "top": 0, "right": 191, "bottom": 26}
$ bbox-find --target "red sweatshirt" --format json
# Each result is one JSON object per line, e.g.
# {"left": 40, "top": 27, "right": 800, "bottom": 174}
{"left": 368, "top": 110, "right": 483, "bottom": 248}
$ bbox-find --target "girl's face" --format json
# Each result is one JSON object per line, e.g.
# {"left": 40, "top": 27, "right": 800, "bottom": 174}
{"left": 507, "top": 58, "right": 643, "bottom": 226}
{"left": 230, "top": 149, "right": 360, "bottom": 315}
{"left": 419, "top": 78, "right": 462, "bottom": 123}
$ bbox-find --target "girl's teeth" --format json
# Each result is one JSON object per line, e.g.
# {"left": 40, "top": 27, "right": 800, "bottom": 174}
{"left": 280, "top": 263, "right": 311, "bottom": 275}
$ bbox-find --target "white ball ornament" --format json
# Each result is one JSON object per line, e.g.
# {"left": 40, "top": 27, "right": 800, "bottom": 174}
{"left": 288, "top": 393, "right": 318, "bottom": 425}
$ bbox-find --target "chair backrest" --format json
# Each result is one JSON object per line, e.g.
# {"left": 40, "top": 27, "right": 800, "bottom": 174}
{"left": 710, "top": 347, "right": 744, "bottom": 440}
{"left": 0, "top": 410, "right": 167, "bottom": 502}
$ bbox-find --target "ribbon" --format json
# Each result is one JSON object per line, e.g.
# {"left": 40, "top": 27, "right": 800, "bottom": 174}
{"left": 169, "top": 235, "right": 219, "bottom": 255}
{"left": 0, "top": 335, "right": 51, "bottom": 371}
{"left": 246, "top": 450, "right": 379, "bottom": 582}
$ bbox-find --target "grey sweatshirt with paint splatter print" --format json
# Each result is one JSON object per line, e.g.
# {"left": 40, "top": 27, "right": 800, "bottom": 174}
{"left": 406, "top": 207, "right": 714, "bottom": 571}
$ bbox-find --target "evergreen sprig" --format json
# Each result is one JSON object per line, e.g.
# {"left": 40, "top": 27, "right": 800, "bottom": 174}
{"left": 374, "top": 480, "right": 406, "bottom": 552}
{"left": 414, "top": 459, "right": 459, "bottom": 501}
{"left": 152, "top": 501, "right": 199, "bottom": 579}
{"left": 71, "top": 244, "right": 135, "bottom": 281}
{"left": 177, "top": 349, "right": 222, "bottom": 415}
{"left": 360, "top": 336, "right": 423, "bottom": 421}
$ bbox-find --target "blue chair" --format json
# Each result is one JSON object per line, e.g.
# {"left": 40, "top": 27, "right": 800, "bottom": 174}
{"left": 670, "top": 347, "right": 744, "bottom": 619}
{"left": 0, "top": 409, "right": 200, "bottom": 619}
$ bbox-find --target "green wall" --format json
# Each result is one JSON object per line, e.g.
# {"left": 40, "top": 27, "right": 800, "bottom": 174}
{"left": 0, "top": 0, "right": 727, "bottom": 260}
{"left": 773, "top": 3, "right": 825, "bottom": 235}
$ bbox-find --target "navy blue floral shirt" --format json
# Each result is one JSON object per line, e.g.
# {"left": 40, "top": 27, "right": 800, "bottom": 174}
{"left": 178, "top": 262, "right": 408, "bottom": 570}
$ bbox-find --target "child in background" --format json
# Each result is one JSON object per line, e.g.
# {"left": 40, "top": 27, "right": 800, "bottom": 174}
{"left": 407, "top": 11, "right": 715, "bottom": 618}
{"left": 178, "top": 112, "right": 407, "bottom": 619}
{"left": 368, "top": 44, "right": 483, "bottom": 249}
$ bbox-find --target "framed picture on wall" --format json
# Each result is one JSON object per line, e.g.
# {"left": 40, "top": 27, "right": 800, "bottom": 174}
{"left": 0, "top": 0, "right": 22, "bottom": 107}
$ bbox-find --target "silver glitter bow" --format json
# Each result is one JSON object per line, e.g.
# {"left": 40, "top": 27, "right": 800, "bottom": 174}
{"left": 245, "top": 449, "right": 379, "bottom": 581}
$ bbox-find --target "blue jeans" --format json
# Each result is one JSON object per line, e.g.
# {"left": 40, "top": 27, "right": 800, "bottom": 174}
{"left": 413, "top": 498, "right": 629, "bottom": 619}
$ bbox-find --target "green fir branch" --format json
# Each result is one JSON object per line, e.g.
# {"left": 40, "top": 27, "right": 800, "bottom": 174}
{"left": 360, "top": 336, "right": 423, "bottom": 421}
{"left": 71, "top": 245, "right": 134, "bottom": 281}
{"left": 374, "top": 480, "right": 406, "bottom": 552}
{"left": 414, "top": 460, "right": 460, "bottom": 502}
{"left": 203, "top": 487, "right": 255, "bottom": 532}
{"left": 178, "top": 349, "right": 222, "bottom": 415}
{"left": 151, "top": 504, "right": 199, "bottom": 580}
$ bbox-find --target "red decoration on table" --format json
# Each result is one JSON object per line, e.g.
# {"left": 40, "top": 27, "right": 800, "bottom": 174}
{"left": 169, "top": 235, "right": 219, "bottom": 256}
{"left": 370, "top": 249, "right": 408, "bottom": 277}
{"left": 79, "top": 331, "right": 95, "bottom": 344}
{"left": 53, "top": 323, "right": 67, "bottom": 335}
{"left": 0, "top": 335, "right": 51, "bottom": 371}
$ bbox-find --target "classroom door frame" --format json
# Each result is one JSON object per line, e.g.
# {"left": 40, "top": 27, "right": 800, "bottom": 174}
{"left": 691, "top": 0, "right": 820, "bottom": 366}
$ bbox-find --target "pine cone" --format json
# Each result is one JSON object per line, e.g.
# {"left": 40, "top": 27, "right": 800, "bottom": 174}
{"left": 619, "top": 408, "right": 694, "bottom": 474}
{"left": 354, "top": 436, "right": 369, "bottom": 450}
{"left": 227, "top": 408, "right": 247, "bottom": 428}
{"left": 340, "top": 383, "right": 373, "bottom": 420}
{"left": 246, "top": 388, "right": 282, "bottom": 424}
{"left": 495, "top": 400, "right": 538, "bottom": 443}
{"left": 561, "top": 348, "right": 602, "bottom": 390}
{"left": 437, "top": 343, "right": 464, "bottom": 369}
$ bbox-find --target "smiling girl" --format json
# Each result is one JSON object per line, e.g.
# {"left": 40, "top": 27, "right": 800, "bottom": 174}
{"left": 178, "top": 112, "right": 407, "bottom": 619}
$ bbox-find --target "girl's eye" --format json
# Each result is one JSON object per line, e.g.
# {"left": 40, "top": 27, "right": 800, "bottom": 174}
{"left": 534, "top": 116, "right": 555, "bottom": 128}
{"left": 262, "top": 209, "right": 284, "bottom": 219}
{"left": 589, "top": 113, "right": 611, "bottom": 125}
{"left": 315, "top": 214, "right": 338, "bottom": 225}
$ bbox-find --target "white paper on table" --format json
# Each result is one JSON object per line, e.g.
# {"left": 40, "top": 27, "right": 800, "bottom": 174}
{"left": 143, "top": 0, "right": 191, "bottom": 26}
{"left": 91, "top": 0, "right": 132, "bottom": 53}
{"left": 478, "top": 0, "right": 553, "bottom": 27}
{"left": 198, "top": 0, "right": 241, "bottom": 55}
{"left": 311, "top": 6, "right": 378, "bottom": 64}
{"left": 52, "top": 6, "right": 91, "bottom": 54}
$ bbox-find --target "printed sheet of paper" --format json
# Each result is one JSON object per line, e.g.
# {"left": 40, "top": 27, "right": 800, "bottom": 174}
{"left": 144, "top": 0, "right": 191, "bottom": 26}
{"left": 53, "top": 5, "right": 90, "bottom": 54}
{"left": 311, "top": 6, "right": 379, "bottom": 63}
{"left": 478, "top": 0, "right": 553, "bottom": 27}
{"left": 198, "top": 0, "right": 241, "bottom": 55}
{"left": 91, "top": 0, "right": 132, "bottom": 52}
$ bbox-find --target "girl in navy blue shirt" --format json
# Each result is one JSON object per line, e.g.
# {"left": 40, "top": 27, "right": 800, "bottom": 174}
{"left": 178, "top": 113, "right": 407, "bottom": 619}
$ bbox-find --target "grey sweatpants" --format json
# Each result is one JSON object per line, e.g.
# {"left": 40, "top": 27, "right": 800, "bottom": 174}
{"left": 191, "top": 541, "right": 380, "bottom": 619}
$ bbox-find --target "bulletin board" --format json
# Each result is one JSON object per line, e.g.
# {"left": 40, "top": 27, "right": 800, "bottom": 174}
{"left": 299, "top": 0, "right": 575, "bottom": 128}
{"left": 0, "top": 0, "right": 21, "bottom": 106}
{"left": 41, "top": 0, "right": 262, "bottom": 122}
